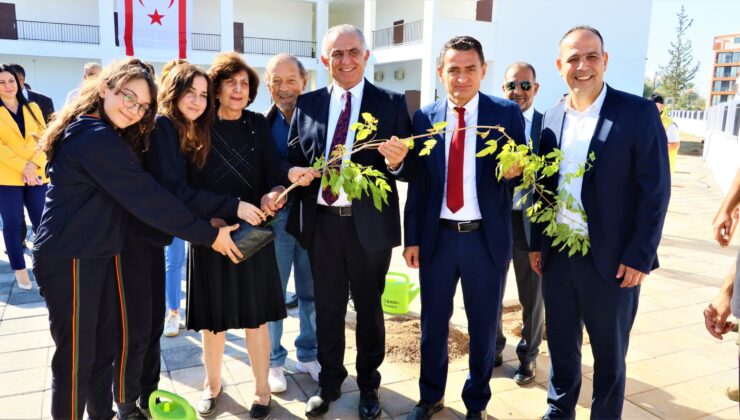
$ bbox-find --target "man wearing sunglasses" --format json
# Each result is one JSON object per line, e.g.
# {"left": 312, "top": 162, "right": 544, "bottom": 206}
{"left": 495, "top": 62, "right": 545, "bottom": 387}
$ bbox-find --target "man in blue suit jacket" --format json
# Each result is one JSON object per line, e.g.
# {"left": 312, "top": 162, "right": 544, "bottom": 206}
{"left": 403, "top": 36, "right": 525, "bottom": 420}
{"left": 530, "top": 26, "right": 670, "bottom": 419}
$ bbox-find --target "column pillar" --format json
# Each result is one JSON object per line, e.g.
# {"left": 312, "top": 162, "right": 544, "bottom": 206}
{"left": 314, "top": 0, "right": 329, "bottom": 89}
{"left": 220, "top": 0, "right": 235, "bottom": 52}
{"left": 420, "top": 0, "right": 441, "bottom": 105}
{"left": 98, "top": 0, "right": 117, "bottom": 64}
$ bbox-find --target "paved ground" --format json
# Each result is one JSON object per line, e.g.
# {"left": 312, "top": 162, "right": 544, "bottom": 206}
{"left": 1, "top": 148, "right": 739, "bottom": 419}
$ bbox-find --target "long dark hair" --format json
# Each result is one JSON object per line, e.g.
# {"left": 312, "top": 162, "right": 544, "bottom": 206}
{"left": 39, "top": 58, "right": 157, "bottom": 159}
{"left": 0, "top": 64, "right": 42, "bottom": 127}
{"left": 158, "top": 63, "right": 214, "bottom": 168}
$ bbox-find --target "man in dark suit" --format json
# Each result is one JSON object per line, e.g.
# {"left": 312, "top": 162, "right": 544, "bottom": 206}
{"left": 494, "top": 61, "right": 545, "bottom": 386}
{"left": 287, "top": 24, "right": 413, "bottom": 420}
{"left": 529, "top": 26, "right": 670, "bottom": 419}
{"left": 6, "top": 63, "right": 55, "bottom": 123}
{"left": 403, "top": 36, "right": 525, "bottom": 420}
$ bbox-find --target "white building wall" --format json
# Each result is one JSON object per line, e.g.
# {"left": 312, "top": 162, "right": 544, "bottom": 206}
{"left": 235, "top": 0, "right": 314, "bottom": 41}
{"left": 373, "top": 60, "right": 422, "bottom": 94}
{"left": 192, "top": 0, "right": 222, "bottom": 35}
{"left": 8, "top": 0, "right": 99, "bottom": 25}
{"left": 438, "top": 0, "right": 477, "bottom": 21}
{"left": 329, "top": 4, "right": 364, "bottom": 31}
{"left": 489, "top": 0, "right": 652, "bottom": 110}
{"left": 374, "top": 0, "right": 423, "bottom": 30}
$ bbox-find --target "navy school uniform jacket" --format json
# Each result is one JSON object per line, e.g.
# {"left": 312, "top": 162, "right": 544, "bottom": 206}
{"left": 33, "top": 115, "right": 217, "bottom": 258}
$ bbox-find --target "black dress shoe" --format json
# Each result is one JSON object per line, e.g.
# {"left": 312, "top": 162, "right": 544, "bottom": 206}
{"left": 494, "top": 354, "right": 503, "bottom": 367}
{"left": 514, "top": 360, "right": 536, "bottom": 385}
{"left": 407, "top": 399, "right": 444, "bottom": 419}
{"left": 305, "top": 387, "right": 341, "bottom": 417}
{"left": 465, "top": 410, "right": 487, "bottom": 419}
{"left": 359, "top": 389, "right": 381, "bottom": 419}
{"left": 196, "top": 386, "right": 223, "bottom": 417}
{"left": 250, "top": 396, "right": 271, "bottom": 419}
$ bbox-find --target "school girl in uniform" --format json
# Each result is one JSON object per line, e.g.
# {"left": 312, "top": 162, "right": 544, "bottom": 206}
{"left": 0, "top": 64, "right": 47, "bottom": 291}
{"left": 32, "top": 58, "right": 242, "bottom": 420}
{"left": 113, "top": 62, "right": 288, "bottom": 418}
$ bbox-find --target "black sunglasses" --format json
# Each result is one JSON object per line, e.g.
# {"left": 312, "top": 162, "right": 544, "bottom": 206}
{"left": 505, "top": 81, "right": 534, "bottom": 91}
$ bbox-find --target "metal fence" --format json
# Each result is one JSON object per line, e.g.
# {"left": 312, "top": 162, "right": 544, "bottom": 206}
{"left": 243, "top": 37, "right": 316, "bottom": 58}
{"left": 0, "top": 19, "right": 99, "bottom": 44}
{"left": 191, "top": 33, "right": 221, "bottom": 51}
{"left": 372, "top": 20, "right": 423, "bottom": 49}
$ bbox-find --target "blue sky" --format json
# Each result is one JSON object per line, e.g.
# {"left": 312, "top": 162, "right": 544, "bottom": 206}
{"left": 646, "top": 0, "right": 740, "bottom": 97}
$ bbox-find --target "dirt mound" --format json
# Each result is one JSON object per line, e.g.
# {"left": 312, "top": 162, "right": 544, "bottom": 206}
{"left": 383, "top": 316, "right": 470, "bottom": 363}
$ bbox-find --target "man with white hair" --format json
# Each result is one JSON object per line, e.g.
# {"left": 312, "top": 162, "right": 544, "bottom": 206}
{"left": 65, "top": 62, "right": 101, "bottom": 105}
{"left": 287, "top": 24, "right": 413, "bottom": 419}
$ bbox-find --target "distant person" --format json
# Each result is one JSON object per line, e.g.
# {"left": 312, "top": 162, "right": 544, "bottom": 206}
{"left": 6, "top": 63, "right": 55, "bottom": 122}
{"left": 0, "top": 64, "right": 47, "bottom": 291}
{"left": 65, "top": 62, "right": 102, "bottom": 105}
{"left": 263, "top": 53, "right": 319, "bottom": 394}
{"left": 650, "top": 94, "right": 680, "bottom": 172}
{"left": 495, "top": 61, "right": 545, "bottom": 386}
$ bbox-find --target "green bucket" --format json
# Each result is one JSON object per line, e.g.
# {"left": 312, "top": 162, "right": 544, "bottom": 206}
{"left": 149, "top": 390, "right": 197, "bottom": 420}
{"left": 381, "top": 272, "right": 420, "bottom": 314}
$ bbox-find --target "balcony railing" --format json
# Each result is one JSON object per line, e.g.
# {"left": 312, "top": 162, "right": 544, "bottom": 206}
{"left": 191, "top": 33, "right": 221, "bottom": 51}
{"left": 372, "top": 20, "right": 423, "bottom": 49}
{"left": 0, "top": 19, "right": 99, "bottom": 44}
{"left": 242, "top": 37, "right": 316, "bottom": 58}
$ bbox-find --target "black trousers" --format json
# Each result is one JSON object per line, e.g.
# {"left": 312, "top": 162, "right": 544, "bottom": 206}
{"left": 33, "top": 255, "right": 120, "bottom": 420}
{"left": 114, "top": 239, "right": 165, "bottom": 412}
{"left": 307, "top": 211, "right": 392, "bottom": 392}
{"left": 496, "top": 210, "right": 545, "bottom": 364}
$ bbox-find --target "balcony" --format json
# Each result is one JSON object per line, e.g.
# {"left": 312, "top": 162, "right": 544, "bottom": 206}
{"left": 0, "top": 19, "right": 99, "bottom": 44}
{"left": 372, "top": 20, "right": 423, "bottom": 50}
{"left": 191, "top": 33, "right": 316, "bottom": 57}
{"left": 241, "top": 37, "right": 316, "bottom": 58}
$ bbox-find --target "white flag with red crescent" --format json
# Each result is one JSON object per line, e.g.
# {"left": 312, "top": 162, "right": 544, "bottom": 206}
{"left": 118, "top": 0, "right": 192, "bottom": 58}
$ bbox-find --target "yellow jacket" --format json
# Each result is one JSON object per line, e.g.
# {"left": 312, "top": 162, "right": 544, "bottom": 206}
{"left": 0, "top": 102, "right": 48, "bottom": 186}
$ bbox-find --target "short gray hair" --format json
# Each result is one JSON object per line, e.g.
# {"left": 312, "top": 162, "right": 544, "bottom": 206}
{"left": 264, "top": 53, "right": 307, "bottom": 81}
{"left": 321, "top": 24, "right": 367, "bottom": 58}
{"left": 83, "top": 62, "right": 101, "bottom": 73}
{"left": 504, "top": 62, "right": 537, "bottom": 81}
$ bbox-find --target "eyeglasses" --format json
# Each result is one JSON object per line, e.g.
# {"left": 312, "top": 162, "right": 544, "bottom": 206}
{"left": 504, "top": 81, "right": 534, "bottom": 92}
{"left": 119, "top": 89, "right": 150, "bottom": 116}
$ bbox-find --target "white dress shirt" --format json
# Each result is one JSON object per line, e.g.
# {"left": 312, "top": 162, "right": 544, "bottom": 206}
{"left": 512, "top": 106, "right": 534, "bottom": 210}
{"left": 317, "top": 79, "right": 365, "bottom": 207}
{"left": 439, "top": 93, "right": 482, "bottom": 220}
{"left": 556, "top": 84, "right": 607, "bottom": 235}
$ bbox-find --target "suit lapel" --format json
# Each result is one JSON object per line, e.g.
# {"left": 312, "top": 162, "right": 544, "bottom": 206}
{"left": 357, "top": 80, "right": 381, "bottom": 157}
{"left": 0, "top": 106, "right": 23, "bottom": 139}
{"left": 315, "top": 87, "right": 331, "bottom": 159}
{"left": 429, "top": 99, "right": 447, "bottom": 188}
{"left": 584, "top": 85, "right": 621, "bottom": 182}
{"left": 475, "top": 94, "right": 493, "bottom": 183}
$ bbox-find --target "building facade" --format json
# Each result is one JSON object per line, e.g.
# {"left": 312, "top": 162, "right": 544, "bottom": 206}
{"left": 1, "top": 0, "right": 652, "bottom": 114}
{"left": 710, "top": 33, "right": 740, "bottom": 106}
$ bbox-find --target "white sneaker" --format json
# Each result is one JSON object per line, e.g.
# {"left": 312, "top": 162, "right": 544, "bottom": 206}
{"left": 295, "top": 360, "right": 321, "bottom": 382}
{"left": 269, "top": 366, "right": 287, "bottom": 393}
{"left": 163, "top": 312, "right": 180, "bottom": 337}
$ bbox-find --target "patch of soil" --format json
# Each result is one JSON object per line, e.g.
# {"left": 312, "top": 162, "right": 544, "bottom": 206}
{"left": 383, "top": 316, "right": 470, "bottom": 363}
{"left": 678, "top": 131, "right": 703, "bottom": 156}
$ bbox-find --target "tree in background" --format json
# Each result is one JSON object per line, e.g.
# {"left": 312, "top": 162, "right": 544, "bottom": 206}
{"left": 675, "top": 83, "right": 706, "bottom": 110}
{"left": 659, "top": 5, "right": 700, "bottom": 109}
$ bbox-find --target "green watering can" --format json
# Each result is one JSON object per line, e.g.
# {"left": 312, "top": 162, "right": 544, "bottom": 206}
{"left": 149, "top": 390, "right": 197, "bottom": 420}
{"left": 381, "top": 272, "right": 420, "bottom": 314}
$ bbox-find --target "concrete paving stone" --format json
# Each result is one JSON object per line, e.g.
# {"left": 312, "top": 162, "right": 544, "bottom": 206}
{"left": 628, "top": 327, "right": 716, "bottom": 358}
{"left": 0, "top": 281, "right": 13, "bottom": 296}
{"left": 698, "top": 406, "right": 740, "bottom": 419}
{"left": 161, "top": 345, "right": 204, "bottom": 371}
{"left": 0, "top": 329, "right": 51, "bottom": 353}
{"left": 687, "top": 340, "right": 739, "bottom": 369}
{"left": 629, "top": 369, "right": 739, "bottom": 419}
{"left": 235, "top": 374, "right": 307, "bottom": 406}
{"left": 177, "top": 385, "right": 249, "bottom": 418}
{"left": 627, "top": 350, "right": 728, "bottom": 389}
{"left": 0, "top": 366, "right": 47, "bottom": 397}
{"left": 378, "top": 360, "right": 414, "bottom": 385}
{"left": 0, "top": 314, "right": 48, "bottom": 336}
{"left": 481, "top": 384, "right": 550, "bottom": 419}
{"left": 223, "top": 358, "right": 257, "bottom": 385}
{"left": 158, "top": 328, "right": 203, "bottom": 350}
{"left": 2, "top": 300, "right": 48, "bottom": 320}
{"left": 168, "top": 364, "right": 234, "bottom": 395}
{"left": 291, "top": 370, "right": 358, "bottom": 397}
{"left": 379, "top": 379, "right": 420, "bottom": 417}
{"left": 575, "top": 400, "right": 661, "bottom": 419}
{"left": 0, "top": 347, "right": 48, "bottom": 373}
{"left": 0, "top": 390, "right": 45, "bottom": 419}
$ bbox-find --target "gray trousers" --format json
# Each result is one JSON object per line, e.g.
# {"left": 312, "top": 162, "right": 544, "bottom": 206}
{"left": 496, "top": 210, "right": 545, "bottom": 364}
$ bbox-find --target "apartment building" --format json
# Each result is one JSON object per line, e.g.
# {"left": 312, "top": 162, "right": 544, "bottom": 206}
{"left": 710, "top": 33, "right": 740, "bottom": 105}
{"left": 0, "top": 0, "right": 652, "bottom": 113}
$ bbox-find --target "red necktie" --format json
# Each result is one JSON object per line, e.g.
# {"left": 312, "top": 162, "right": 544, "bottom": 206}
{"left": 322, "top": 91, "right": 352, "bottom": 205}
{"left": 447, "top": 106, "right": 465, "bottom": 213}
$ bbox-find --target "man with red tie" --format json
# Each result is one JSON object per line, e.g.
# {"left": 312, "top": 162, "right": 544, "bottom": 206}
{"left": 403, "top": 36, "right": 525, "bottom": 420}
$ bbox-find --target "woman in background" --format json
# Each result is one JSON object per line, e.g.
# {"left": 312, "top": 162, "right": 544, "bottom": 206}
{"left": 0, "top": 64, "right": 47, "bottom": 291}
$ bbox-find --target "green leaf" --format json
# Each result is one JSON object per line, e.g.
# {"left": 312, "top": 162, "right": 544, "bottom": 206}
{"left": 362, "top": 112, "right": 373, "bottom": 123}
{"left": 350, "top": 122, "right": 364, "bottom": 131}
{"left": 423, "top": 139, "right": 437, "bottom": 147}
{"left": 432, "top": 121, "right": 448, "bottom": 132}
{"left": 356, "top": 129, "right": 371, "bottom": 141}
{"left": 478, "top": 129, "right": 490, "bottom": 139}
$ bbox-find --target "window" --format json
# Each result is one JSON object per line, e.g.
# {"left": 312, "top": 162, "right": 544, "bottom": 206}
{"left": 713, "top": 81, "right": 736, "bottom": 92}
{"left": 715, "top": 66, "right": 740, "bottom": 77}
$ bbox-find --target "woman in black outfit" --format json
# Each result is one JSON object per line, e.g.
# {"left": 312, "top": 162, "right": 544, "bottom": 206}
{"left": 189, "top": 52, "right": 317, "bottom": 419}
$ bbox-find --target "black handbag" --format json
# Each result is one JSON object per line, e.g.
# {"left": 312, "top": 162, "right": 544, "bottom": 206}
{"left": 230, "top": 222, "right": 275, "bottom": 263}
